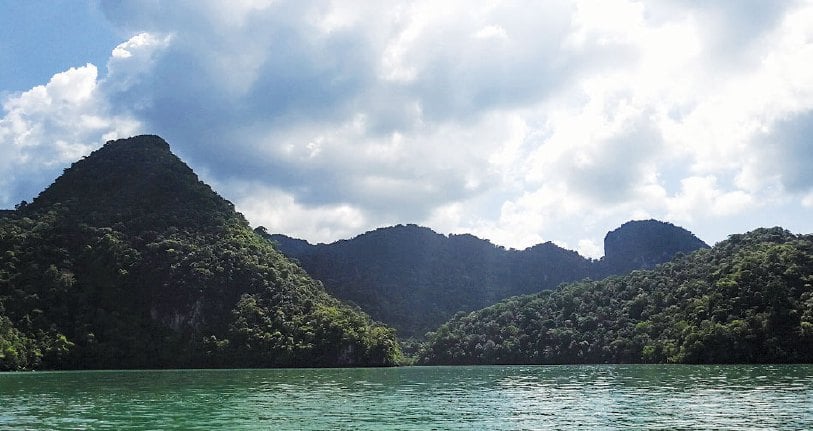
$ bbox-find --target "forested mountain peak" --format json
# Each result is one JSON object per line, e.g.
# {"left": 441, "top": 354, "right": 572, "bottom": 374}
{"left": 22, "top": 135, "right": 234, "bottom": 231}
{"left": 264, "top": 221, "right": 708, "bottom": 338}
{"left": 599, "top": 219, "right": 709, "bottom": 274}
{"left": 0, "top": 135, "right": 401, "bottom": 370}
{"left": 419, "top": 227, "right": 813, "bottom": 365}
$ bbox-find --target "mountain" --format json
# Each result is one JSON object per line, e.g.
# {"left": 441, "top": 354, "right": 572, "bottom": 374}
{"left": 268, "top": 225, "right": 510, "bottom": 338}
{"left": 418, "top": 227, "right": 813, "bottom": 365}
{"left": 0, "top": 135, "right": 400, "bottom": 371}
{"left": 263, "top": 220, "right": 708, "bottom": 338}
{"left": 597, "top": 220, "right": 709, "bottom": 275}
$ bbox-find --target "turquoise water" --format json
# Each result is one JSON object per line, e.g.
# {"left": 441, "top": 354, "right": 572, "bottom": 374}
{"left": 1, "top": 365, "right": 812, "bottom": 430}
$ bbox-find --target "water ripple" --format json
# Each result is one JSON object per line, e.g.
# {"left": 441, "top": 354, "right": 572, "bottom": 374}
{"left": 1, "top": 365, "right": 812, "bottom": 430}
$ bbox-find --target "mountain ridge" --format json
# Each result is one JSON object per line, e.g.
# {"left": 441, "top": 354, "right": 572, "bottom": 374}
{"left": 418, "top": 226, "right": 813, "bottom": 364}
{"left": 263, "top": 220, "right": 709, "bottom": 337}
{"left": 269, "top": 220, "right": 707, "bottom": 259}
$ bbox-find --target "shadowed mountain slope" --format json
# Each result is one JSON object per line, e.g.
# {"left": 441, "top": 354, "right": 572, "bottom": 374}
{"left": 0, "top": 135, "right": 400, "bottom": 371}
{"left": 264, "top": 220, "right": 708, "bottom": 338}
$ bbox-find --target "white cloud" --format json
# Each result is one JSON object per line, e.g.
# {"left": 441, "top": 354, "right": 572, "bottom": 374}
{"left": 105, "top": 32, "right": 173, "bottom": 103}
{"left": 226, "top": 182, "right": 368, "bottom": 244}
{"left": 0, "top": 64, "right": 140, "bottom": 207}
{"left": 3, "top": 0, "right": 812, "bottom": 255}
{"left": 577, "top": 239, "right": 603, "bottom": 260}
{"left": 473, "top": 25, "right": 508, "bottom": 40}
{"left": 803, "top": 193, "right": 813, "bottom": 208}
{"left": 666, "top": 176, "right": 756, "bottom": 222}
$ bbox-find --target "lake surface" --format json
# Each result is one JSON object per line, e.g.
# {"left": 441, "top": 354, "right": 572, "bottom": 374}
{"left": 1, "top": 365, "right": 812, "bottom": 430}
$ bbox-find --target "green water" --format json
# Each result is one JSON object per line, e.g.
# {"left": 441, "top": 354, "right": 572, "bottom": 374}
{"left": 1, "top": 365, "right": 812, "bottom": 430}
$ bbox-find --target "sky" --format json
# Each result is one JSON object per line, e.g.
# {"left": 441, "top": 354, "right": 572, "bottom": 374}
{"left": 1, "top": 0, "right": 812, "bottom": 258}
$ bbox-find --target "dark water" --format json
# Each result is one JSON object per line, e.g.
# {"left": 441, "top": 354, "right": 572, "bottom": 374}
{"left": 1, "top": 365, "right": 812, "bottom": 430}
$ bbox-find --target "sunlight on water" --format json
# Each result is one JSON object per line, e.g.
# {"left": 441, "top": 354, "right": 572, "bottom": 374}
{"left": 1, "top": 365, "right": 812, "bottom": 430}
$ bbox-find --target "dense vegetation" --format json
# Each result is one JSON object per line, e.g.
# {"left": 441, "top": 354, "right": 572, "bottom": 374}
{"left": 419, "top": 228, "right": 813, "bottom": 365}
{"left": 266, "top": 221, "right": 707, "bottom": 338}
{"left": 0, "top": 135, "right": 401, "bottom": 371}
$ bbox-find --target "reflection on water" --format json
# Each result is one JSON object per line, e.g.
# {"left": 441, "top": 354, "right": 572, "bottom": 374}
{"left": 1, "top": 365, "right": 812, "bottom": 430}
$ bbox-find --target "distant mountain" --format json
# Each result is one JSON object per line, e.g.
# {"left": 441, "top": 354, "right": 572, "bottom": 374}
{"left": 263, "top": 220, "right": 708, "bottom": 338}
{"left": 419, "top": 227, "right": 813, "bottom": 365}
{"left": 597, "top": 220, "right": 709, "bottom": 275}
{"left": 0, "top": 135, "right": 400, "bottom": 371}
{"left": 268, "top": 225, "right": 513, "bottom": 338}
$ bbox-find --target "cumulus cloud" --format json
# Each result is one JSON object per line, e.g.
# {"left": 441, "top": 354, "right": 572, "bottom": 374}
{"left": 0, "top": 64, "right": 140, "bottom": 207}
{"left": 2, "top": 0, "right": 812, "bottom": 255}
{"left": 106, "top": 32, "right": 173, "bottom": 93}
{"left": 223, "top": 181, "right": 368, "bottom": 244}
{"left": 665, "top": 176, "right": 755, "bottom": 222}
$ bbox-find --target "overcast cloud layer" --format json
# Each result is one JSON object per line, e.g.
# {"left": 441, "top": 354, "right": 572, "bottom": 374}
{"left": 2, "top": 0, "right": 812, "bottom": 257}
